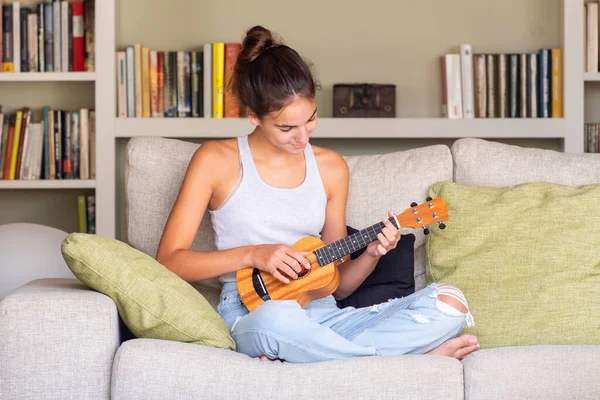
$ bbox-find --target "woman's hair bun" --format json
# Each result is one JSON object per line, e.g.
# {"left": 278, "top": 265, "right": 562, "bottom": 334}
{"left": 238, "top": 25, "right": 281, "bottom": 64}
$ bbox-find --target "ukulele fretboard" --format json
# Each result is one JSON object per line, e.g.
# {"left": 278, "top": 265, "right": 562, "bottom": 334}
{"left": 313, "top": 216, "right": 399, "bottom": 266}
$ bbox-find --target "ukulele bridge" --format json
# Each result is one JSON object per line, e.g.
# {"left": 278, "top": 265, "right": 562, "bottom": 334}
{"left": 252, "top": 268, "right": 271, "bottom": 302}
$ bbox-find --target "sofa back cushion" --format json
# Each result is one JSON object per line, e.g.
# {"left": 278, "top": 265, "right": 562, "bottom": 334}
{"left": 124, "top": 137, "right": 454, "bottom": 299}
{"left": 452, "top": 138, "right": 600, "bottom": 186}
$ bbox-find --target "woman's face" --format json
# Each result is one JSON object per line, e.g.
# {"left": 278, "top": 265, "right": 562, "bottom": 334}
{"left": 250, "top": 97, "right": 318, "bottom": 154}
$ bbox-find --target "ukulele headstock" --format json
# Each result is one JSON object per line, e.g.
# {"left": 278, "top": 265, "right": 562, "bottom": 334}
{"left": 396, "top": 197, "right": 448, "bottom": 234}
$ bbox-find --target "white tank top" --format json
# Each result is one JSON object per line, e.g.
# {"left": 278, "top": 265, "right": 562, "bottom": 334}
{"left": 209, "top": 135, "right": 328, "bottom": 283}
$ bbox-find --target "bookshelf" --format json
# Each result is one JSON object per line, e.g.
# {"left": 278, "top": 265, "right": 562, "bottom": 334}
{"left": 0, "top": 0, "right": 113, "bottom": 236}
{"left": 92, "top": 0, "right": 591, "bottom": 239}
{"left": 0, "top": 0, "right": 593, "bottom": 239}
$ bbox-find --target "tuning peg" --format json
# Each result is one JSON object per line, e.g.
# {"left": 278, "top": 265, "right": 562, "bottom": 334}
{"left": 439, "top": 222, "right": 446, "bottom": 230}
{"left": 410, "top": 202, "right": 417, "bottom": 207}
{"left": 426, "top": 196, "right": 432, "bottom": 202}
{"left": 423, "top": 227, "right": 430, "bottom": 235}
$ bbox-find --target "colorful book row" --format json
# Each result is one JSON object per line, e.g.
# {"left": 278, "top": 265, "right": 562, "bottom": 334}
{"left": 0, "top": 106, "right": 95, "bottom": 180}
{"left": 116, "top": 42, "right": 243, "bottom": 119}
{"left": 440, "top": 45, "right": 563, "bottom": 119}
{"left": 1, "top": 0, "right": 94, "bottom": 73}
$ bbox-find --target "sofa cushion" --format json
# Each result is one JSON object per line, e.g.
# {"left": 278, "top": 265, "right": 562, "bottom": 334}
{"left": 336, "top": 226, "right": 415, "bottom": 309}
{"left": 462, "top": 345, "right": 600, "bottom": 400}
{"left": 452, "top": 137, "right": 600, "bottom": 186}
{"left": 343, "top": 144, "right": 453, "bottom": 290}
{"left": 111, "top": 338, "right": 464, "bottom": 400}
{"left": 125, "top": 137, "right": 453, "bottom": 296}
{"left": 426, "top": 181, "right": 600, "bottom": 349}
{"left": 61, "top": 232, "right": 235, "bottom": 350}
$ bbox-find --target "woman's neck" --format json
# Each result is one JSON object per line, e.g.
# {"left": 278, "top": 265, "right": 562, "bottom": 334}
{"left": 247, "top": 127, "right": 304, "bottom": 165}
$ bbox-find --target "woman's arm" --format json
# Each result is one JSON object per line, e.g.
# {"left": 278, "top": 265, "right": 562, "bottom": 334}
{"left": 155, "top": 141, "right": 254, "bottom": 282}
{"left": 155, "top": 141, "right": 309, "bottom": 283}
{"left": 318, "top": 150, "right": 400, "bottom": 300}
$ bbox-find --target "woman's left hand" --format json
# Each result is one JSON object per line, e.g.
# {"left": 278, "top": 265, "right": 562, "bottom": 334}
{"left": 365, "top": 210, "right": 401, "bottom": 258}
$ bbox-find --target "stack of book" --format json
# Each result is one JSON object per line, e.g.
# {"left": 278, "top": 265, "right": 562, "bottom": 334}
{"left": 77, "top": 193, "right": 94, "bottom": 233}
{"left": 584, "top": 123, "right": 600, "bottom": 153}
{"left": 440, "top": 44, "right": 563, "bottom": 119}
{"left": 1, "top": 0, "right": 94, "bottom": 73}
{"left": 116, "top": 42, "right": 243, "bottom": 119}
{"left": 0, "top": 105, "right": 95, "bottom": 180}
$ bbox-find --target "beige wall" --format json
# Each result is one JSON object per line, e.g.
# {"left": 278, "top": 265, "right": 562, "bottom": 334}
{"left": 1, "top": 0, "right": 567, "bottom": 235}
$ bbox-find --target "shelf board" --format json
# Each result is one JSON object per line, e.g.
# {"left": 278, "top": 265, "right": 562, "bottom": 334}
{"left": 0, "top": 72, "right": 96, "bottom": 82}
{"left": 115, "top": 117, "right": 566, "bottom": 139}
{"left": 0, "top": 180, "right": 96, "bottom": 189}
{"left": 584, "top": 72, "right": 600, "bottom": 81}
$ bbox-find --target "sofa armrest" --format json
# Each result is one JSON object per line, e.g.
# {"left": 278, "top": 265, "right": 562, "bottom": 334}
{"left": 0, "top": 278, "right": 122, "bottom": 400}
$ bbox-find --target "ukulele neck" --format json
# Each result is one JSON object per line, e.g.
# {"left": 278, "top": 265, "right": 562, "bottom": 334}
{"left": 313, "top": 216, "right": 399, "bottom": 267}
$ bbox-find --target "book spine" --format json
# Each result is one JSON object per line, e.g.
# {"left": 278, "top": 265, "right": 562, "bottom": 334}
{"left": 538, "top": 49, "right": 550, "bottom": 118}
{"left": 13, "top": 2, "right": 20, "bottom": 73}
{"left": 224, "top": 43, "right": 242, "bottom": 118}
{"left": 460, "top": 44, "right": 474, "bottom": 119}
{"left": 52, "top": 0, "right": 60, "bottom": 72}
{"left": 157, "top": 51, "right": 164, "bottom": 117}
{"left": 551, "top": 48, "right": 563, "bottom": 118}
{"left": 125, "top": 46, "right": 135, "bottom": 117}
{"left": 3, "top": 5, "right": 14, "bottom": 71}
{"left": 37, "top": 4, "right": 44, "bottom": 72}
{"left": 134, "top": 44, "right": 142, "bottom": 117}
{"left": 473, "top": 54, "right": 486, "bottom": 118}
{"left": 20, "top": 7, "right": 29, "bottom": 72}
{"left": 519, "top": 53, "right": 527, "bottom": 118}
{"left": 117, "top": 51, "right": 127, "bottom": 117}
{"left": 486, "top": 54, "right": 496, "bottom": 118}
{"left": 203, "top": 43, "right": 212, "bottom": 118}
{"left": 212, "top": 42, "right": 224, "bottom": 118}
{"left": 43, "top": 2, "right": 52, "bottom": 72}
{"left": 150, "top": 50, "right": 159, "bottom": 117}
{"left": 509, "top": 54, "right": 519, "bottom": 118}
{"left": 141, "top": 46, "right": 150, "bottom": 117}
{"left": 527, "top": 53, "right": 538, "bottom": 118}
{"left": 71, "top": 1, "right": 84, "bottom": 71}
{"left": 61, "top": 0, "right": 68, "bottom": 71}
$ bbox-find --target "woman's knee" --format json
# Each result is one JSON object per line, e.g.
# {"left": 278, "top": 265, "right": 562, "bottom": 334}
{"left": 243, "top": 299, "right": 306, "bottom": 334}
{"left": 435, "top": 284, "right": 470, "bottom": 314}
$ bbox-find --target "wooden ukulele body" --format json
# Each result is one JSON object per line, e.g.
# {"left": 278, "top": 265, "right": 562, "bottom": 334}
{"left": 236, "top": 236, "right": 341, "bottom": 312}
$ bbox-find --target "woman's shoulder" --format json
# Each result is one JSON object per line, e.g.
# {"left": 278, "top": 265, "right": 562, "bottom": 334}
{"left": 311, "top": 143, "right": 349, "bottom": 183}
{"left": 190, "top": 138, "right": 238, "bottom": 165}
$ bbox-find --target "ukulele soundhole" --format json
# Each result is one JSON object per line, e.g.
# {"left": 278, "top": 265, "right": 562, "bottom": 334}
{"left": 297, "top": 268, "right": 310, "bottom": 279}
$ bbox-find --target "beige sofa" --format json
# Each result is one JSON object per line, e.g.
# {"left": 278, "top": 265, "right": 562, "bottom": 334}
{"left": 1, "top": 137, "right": 599, "bottom": 400}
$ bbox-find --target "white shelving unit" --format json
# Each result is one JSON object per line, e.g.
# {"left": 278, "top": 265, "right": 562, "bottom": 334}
{"left": 0, "top": 0, "right": 591, "bottom": 239}
{"left": 0, "top": 0, "right": 113, "bottom": 236}
{"left": 115, "top": 117, "right": 567, "bottom": 139}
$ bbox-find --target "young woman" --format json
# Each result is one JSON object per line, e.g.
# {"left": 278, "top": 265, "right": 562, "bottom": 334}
{"left": 156, "top": 25, "right": 479, "bottom": 363}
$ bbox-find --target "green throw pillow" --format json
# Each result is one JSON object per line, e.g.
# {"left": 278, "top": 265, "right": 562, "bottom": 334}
{"left": 61, "top": 233, "right": 235, "bottom": 350}
{"left": 426, "top": 181, "right": 600, "bottom": 349}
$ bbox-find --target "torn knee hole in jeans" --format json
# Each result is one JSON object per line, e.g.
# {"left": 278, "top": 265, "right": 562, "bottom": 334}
{"left": 434, "top": 285, "right": 476, "bottom": 327}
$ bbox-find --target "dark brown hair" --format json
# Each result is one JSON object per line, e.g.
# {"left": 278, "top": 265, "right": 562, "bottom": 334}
{"left": 230, "top": 25, "right": 320, "bottom": 118}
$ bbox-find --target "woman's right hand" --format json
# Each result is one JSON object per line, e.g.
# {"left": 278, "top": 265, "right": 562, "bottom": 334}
{"left": 249, "top": 244, "right": 311, "bottom": 284}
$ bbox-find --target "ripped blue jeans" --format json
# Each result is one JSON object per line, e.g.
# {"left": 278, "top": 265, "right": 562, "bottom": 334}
{"left": 217, "top": 282, "right": 475, "bottom": 363}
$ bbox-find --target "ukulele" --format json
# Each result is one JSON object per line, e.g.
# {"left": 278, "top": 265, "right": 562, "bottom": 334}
{"left": 236, "top": 197, "right": 449, "bottom": 312}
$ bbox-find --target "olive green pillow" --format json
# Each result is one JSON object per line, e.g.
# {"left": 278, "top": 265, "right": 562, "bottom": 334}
{"left": 426, "top": 181, "right": 600, "bottom": 349}
{"left": 61, "top": 233, "right": 235, "bottom": 350}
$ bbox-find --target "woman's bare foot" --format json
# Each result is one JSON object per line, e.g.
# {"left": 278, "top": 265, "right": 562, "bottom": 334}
{"left": 257, "top": 355, "right": 270, "bottom": 361}
{"left": 426, "top": 335, "right": 480, "bottom": 360}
